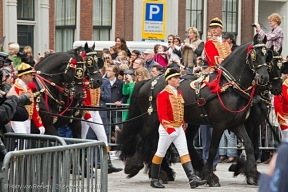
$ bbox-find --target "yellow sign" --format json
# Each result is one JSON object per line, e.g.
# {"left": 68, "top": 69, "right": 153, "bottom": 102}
{"left": 142, "top": 0, "right": 166, "bottom": 42}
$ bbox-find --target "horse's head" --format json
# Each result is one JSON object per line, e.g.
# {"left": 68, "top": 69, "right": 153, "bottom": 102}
{"left": 80, "top": 42, "right": 104, "bottom": 89}
{"left": 267, "top": 46, "right": 283, "bottom": 95}
{"left": 63, "top": 50, "right": 86, "bottom": 99}
{"left": 246, "top": 35, "right": 270, "bottom": 85}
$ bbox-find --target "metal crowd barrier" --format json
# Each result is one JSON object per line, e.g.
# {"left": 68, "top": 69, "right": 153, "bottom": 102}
{"left": 0, "top": 133, "right": 108, "bottom": 192}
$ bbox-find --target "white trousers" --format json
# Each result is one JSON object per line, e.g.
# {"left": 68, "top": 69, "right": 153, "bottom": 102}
{"left": 155, "top": 124, "right": 189, "bottom": 158}
{"left": 11, "top": 120, "right": 31, "bottom": 134}
{"left": 81, "top": 111, "right": 108, "bottom": 146}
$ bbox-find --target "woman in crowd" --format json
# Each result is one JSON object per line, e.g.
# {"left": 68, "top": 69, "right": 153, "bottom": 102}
{"left": 115, "top": 37, "right": 131, "bottom": 57}
{"left": 23, "top": 46, "right": 36, "bottom": 67}
{"left": 122, "top": 69, "right": 135, "bottom": 121}
{"left": 182, "top": 27, "right": 204, "bottom": 72}
{"left": 129, "top": 50, "right": 140, "bottom": 69}
{"left": 135, "top": 67, "right": 150, "bottom": 83}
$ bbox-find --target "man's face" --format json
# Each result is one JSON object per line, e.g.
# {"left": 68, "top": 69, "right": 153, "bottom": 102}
{"left": 21, "top": 73, "right": 34, "bottom": 84}
{"left": 151, "top": 67, "right": 160, "bottom": 78}
{"left": 143, "top": 53, "right": 152, "bottom": 62}
{"left": 132, "top": 59, "right": 142, "bottom": 70}
{"left": 106, "top": 67, "right": 116, "bottom": 78}
{"left": 167, "top": 76, "right": 180, "bottom": 88}
{"left": 210, "top": 26, "right": 222, "bottom": 37}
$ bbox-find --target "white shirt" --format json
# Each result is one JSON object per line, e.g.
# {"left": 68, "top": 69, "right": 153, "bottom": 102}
{"left": 216, "top": 36, "right": 223, "bottom": 43}
{"left": 168, "top": 85, "right": 178, "bottom": 96}
{"left": 109, "top": 77, "right": 117, "bottom": 86}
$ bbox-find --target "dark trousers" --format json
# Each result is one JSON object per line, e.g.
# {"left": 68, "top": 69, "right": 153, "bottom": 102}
{"left": 200, "top": 125, "right": 219, "bottom": 168}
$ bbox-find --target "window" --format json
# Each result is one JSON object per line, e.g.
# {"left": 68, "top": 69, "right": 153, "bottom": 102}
{"left": 17, "top": 0, "right": 34, "bottom": 20}
{"left": 186, "top": 0, "right": 203, "bottom": 37}
{"left": 55, "top": 0, "right": 76, "bottom": 52}
{"left": 93, "top": 0, "right": 112, "bottom": 41}
{"left": 222, "top": 0, "right": 238, "bottom": 34}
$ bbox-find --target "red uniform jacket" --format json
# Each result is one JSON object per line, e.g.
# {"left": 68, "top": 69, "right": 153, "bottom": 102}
{"left": 83, "top": 79, "right": 100, "bottom": 120}
{"left": 274, "top": 79, "right": 288, "bottom": 131}
{"left": 204, "top": 37, "right": 231, "bottom": 67}
{"left": 13, "top": 79, "right": 43, "bottom": 128}
{"left": 156, "top": 85, "right": 185, "bottom": 130}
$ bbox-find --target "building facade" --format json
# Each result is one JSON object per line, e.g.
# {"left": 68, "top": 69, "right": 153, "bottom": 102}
{"left": 0, "top": 0, "right": 287, "bottom": 56}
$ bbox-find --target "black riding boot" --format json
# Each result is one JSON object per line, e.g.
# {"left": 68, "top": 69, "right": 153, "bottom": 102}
{"left": 150, "top": 163, "right": 165, "bottom": 188}
{"left": 182, "top": 162, "right": 207, "bottom": 188}
{"left": 108, "top": 152, "right": 123, "bottom": 174}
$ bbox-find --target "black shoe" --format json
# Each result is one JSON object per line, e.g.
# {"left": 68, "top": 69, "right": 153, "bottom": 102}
{"left": 189, "top": 175, "right": 207, "bottom": 188}
{"left": 108, "top": 165, "right": 123, "bottom": 174}
{"left": 150, "top": 178, "right": 165, "bottom": 188}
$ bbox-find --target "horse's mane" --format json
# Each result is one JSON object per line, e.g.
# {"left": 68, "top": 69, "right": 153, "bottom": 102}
{"left": 222, "top": 42, "right": 251, "bottom": 67}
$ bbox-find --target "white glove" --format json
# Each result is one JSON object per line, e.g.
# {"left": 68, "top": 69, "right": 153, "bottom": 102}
{"left": 39, "top": 126, "right": 45, "bottom": 135}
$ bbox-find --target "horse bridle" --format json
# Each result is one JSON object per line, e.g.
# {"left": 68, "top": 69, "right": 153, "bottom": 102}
{"left": 246, "top": 43, "right": 269, "bottom": 73}
{"left": 267, "top": 54, "right": 283, "bottom": 82}
{"left": 80, "top": 51, "right": 100, "bottom": 89}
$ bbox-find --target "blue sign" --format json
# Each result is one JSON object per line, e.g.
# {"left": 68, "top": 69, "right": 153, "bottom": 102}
{"left": 145, "top": 3, "right": 163, "bottom": 21}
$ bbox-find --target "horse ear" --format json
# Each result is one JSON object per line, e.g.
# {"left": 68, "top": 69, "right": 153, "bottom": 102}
{"left": 278, "top": 47, "right": 282, "bottom": 54}
{"left": 253, "top": 34, "right": 259, "bottom": 44}
{"left": 262, "top": 35, "right": 267, "bottom": 44}
{"left": 84, "top": 42, "right": 89, "bottom": 52}
{"left": 266, "top": 49, "right": 273, "bottom": 63}
{"left": 91, "top": 42, "right": 95, "bottom": 51}
{"left": 97, "top": 58, "right": 104, "bottom": 69}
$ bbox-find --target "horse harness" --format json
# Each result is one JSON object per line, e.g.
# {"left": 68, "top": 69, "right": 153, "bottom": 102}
{"left": 34, "top": 57, "right": 87, "bottom": 123}
{"left": 194, "top": 43, "right": 274, "bottom": 127}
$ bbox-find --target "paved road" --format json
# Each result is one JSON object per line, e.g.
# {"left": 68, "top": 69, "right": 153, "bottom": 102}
{"left": 108, "top": 160, "right": 267, "bottom": 192}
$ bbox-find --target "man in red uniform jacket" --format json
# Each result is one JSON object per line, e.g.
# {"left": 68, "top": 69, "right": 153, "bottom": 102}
{"left": 204, "top": 17, "right": 231, "bottom": 67}
{"left": 274, "top": 62, "right": 288, "bottom": 140}
{"left": 10, "top": 63, "right": 45, "bottom": 135}
{"left": 150, "top": 68, "right": 206, "bottom": 189}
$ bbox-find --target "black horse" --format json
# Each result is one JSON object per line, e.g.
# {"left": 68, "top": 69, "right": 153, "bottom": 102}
{"left": 119, "top": 35, "right": 270, "bottom": 187}
{"left": 31, "top": 45, "right": 103, "bottom": 138}
{"left": 229, "top": 46, "right": 283, "bottom": 179}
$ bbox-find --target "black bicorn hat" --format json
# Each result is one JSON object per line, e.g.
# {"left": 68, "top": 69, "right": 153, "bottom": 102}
{"left": 164, "top": 68, "right": 181, "bottom": 81}
{"left": 282, "top": 62, "right": 288, "bottom": 74}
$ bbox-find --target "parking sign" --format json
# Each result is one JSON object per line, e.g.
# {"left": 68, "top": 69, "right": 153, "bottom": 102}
{"left": 142, "top": 0, "right": 166, "bottom": 42}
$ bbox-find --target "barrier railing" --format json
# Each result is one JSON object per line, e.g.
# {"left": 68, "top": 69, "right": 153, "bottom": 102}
{"left": 0, "top": 134, "right": 108, "bottom": 192}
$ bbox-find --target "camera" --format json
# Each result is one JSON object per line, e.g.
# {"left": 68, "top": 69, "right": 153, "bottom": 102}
{"left": 17, "top": 51, "right": 27, "bottom": 58}
{"left": 251, "top": 23, "right": 256, "bottom": 27}
{"left": 168, "top": 41, "right": 172, "bottom": 44}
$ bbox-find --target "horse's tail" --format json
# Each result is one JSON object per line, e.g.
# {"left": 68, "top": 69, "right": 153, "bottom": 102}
{"left": 119, "top": 81, "right": 146, "bottom": 160}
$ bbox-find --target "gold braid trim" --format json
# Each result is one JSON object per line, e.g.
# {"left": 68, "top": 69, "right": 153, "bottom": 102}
{"left": 90, "top": 88, "right": 100, "bottom": 107}
{"left": 212, "top": 38, "right": 231, "bottom": 62}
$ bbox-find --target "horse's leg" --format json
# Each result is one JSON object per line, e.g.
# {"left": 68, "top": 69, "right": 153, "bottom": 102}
{"left": 69, "top": 120, "right": 82, "bottom": 138}
{"left": 201, "top": 125, "right": 223, "bottom": 187}
{"left": 186, "top": 124, "right": 204, "bottom": 174}
{"left": 232, "top": 124, "right": 258, "bottom": 185}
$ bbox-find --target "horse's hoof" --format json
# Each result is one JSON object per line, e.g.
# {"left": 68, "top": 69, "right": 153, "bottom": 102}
{"left": 208, "top": 181, "right": 221, "bottom": 187}
{"left": 167, "top": 177, "right": 175, "bottom": 181}
{"left": 247, "top": 177, "right": 257, "bottom": 185}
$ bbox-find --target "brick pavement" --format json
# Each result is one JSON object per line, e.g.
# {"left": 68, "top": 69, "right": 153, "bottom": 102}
{"left": 107, "top": 160, "right": 267, "bottom": 192}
